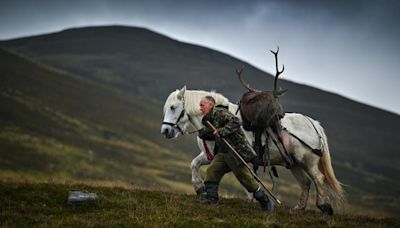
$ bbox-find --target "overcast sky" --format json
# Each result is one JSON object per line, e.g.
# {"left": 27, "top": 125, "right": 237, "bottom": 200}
{"left": 1, "top": 0, "right": 399, "bottom": 114}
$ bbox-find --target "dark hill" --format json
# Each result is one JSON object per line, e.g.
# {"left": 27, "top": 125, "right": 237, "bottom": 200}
{"left": 0, "top": 26, "right": 285, "bottom": 100}
{"left": 0, "top": 47, "right": 196, "bottom": 191}
{"left": 1, "top": 26, "right": 400, "bottom": 217}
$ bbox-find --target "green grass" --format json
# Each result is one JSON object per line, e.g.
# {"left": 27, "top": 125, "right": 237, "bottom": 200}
{"left": 0, "top": 180, "right": 398, "bottom": 227}
{"left": 0, "top": 47, "right": 196, "bottom": 191}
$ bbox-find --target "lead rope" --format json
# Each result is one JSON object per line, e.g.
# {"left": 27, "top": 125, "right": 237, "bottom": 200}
{"left": 202, "top": 140, "right": 214, "bottom": 161}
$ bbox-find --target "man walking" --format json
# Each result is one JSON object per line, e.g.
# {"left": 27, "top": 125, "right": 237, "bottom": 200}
{"left": 198, "top": 96, "right": 274, "bottom": 212}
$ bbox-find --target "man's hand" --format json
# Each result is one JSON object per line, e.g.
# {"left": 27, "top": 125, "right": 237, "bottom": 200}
{"left": 213, "top": 129, "right": 220, "bottom": 138}
{"left": 252, "top": 157, "right": 259, "bottom": 174}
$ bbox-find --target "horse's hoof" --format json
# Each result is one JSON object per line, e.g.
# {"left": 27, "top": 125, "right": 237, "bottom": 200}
{"left": 195, "top": 193, "right": 206, "bottom": 203}
{"left": 290, "top": 204, "right": 306, "bottom": 213}
{"left": 317, "top": 203, "right": 333, "bottom": 215}
{"left": 195, "top": 186, "right": 206, "bottom": 203}
{"left": 196, "top": 186, "right": 206, "bottom": 195}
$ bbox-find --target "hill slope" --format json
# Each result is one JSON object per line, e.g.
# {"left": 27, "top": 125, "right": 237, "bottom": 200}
{"left": 1, "top": 180, "right": 398, "bottom": 227}
{"left": 0, "top": 47, "right": 196, "bottom": 191}
{"left": 1, "top": 26, "right": 400, "bottom": 217}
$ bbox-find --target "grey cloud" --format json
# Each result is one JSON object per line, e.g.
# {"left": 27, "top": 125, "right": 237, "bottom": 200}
{"left": 0, "top": 0, "right": 399, "bottom": 113}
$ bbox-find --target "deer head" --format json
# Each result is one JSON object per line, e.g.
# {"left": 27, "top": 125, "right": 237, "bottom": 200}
{"left": 236, "top": 46, "right": 287, "bottom": 97}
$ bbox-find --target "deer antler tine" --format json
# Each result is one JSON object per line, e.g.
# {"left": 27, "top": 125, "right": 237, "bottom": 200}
{"left": 270, "top": 46, "right": 287, "bottom": 96}
{"left": 236, "top": 65, "right": 244, "bottom": 74}
{"left": 270, "top": 46, "right": 279, "bottom": 55}
{"left": 279, "top": 64, "right": 285, "bottom": 74}
{"left": 235, "top": 65, "right": 260, "bottom": 92}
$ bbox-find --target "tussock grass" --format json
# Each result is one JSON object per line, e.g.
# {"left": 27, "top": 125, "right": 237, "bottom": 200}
{"left": 0, "top": 180, "right": 398, "bottom": 227}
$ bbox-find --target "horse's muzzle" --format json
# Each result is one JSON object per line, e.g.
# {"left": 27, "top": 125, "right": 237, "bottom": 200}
{"left": 161, "top": 125, "right": 176, "bottom": 139}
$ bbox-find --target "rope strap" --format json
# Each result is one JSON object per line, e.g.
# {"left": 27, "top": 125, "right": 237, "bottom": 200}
{"left": 202, "top": 140, "right": 214, "bottom": 161}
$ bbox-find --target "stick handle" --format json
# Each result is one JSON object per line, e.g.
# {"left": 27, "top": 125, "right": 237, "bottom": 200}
{"left": 205, "top": 121, "right": 281, "bottom": 205}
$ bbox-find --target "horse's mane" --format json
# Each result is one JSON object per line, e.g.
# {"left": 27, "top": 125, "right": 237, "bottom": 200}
{"left": 166, "top": 89, "right": 230, "bottom": 116}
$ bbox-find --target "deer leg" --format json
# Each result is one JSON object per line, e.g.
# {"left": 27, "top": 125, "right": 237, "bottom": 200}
{"left": 266, "top": 127, "right": 294, "bottom": 168}
{"left": 252, "top": 129, "right": 263, "bottom": 173}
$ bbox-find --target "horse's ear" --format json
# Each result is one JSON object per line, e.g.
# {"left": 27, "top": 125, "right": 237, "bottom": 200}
{"left": 177, "top": 86, "right": 186, "bottom": 100}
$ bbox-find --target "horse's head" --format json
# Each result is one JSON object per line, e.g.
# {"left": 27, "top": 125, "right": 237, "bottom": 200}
{"left": 161, "top": 86, "right": 191, "bottom": 139}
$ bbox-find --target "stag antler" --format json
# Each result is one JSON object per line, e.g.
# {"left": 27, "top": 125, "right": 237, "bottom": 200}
{"left": 236, "top": 66, "right": 260, "bottom": 92}
{"left": 270, "top": 46, "right": 288, "bottom": 96}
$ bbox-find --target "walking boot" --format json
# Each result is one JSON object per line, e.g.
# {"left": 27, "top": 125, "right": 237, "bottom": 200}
{"left": 199, "top": 181, "right": 219, "bottom": 205}
{"left": 253, "top": 188, "right": 274, "bottom": 212}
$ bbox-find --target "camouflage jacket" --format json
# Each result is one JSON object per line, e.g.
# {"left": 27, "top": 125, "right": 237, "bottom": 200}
{"left": 198, "top": 105, "right": 257, "bottom": 163}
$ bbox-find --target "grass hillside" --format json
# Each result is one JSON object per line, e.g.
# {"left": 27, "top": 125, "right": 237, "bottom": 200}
{"left": 1, "top": 26, "right": 400, "bottom": 218}
{"left": 0, "top": 47, "right": 196, "bottom": 192}
{"left": 1, "top": 180, "right": 399, "bottom": 227}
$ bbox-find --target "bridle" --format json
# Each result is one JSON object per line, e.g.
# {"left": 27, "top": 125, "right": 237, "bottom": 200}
{"left": 162, "top": 98, "right": 191, "bottom": 135}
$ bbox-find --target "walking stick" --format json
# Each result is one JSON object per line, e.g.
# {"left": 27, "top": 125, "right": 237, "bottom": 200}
{"left": 206, "top": 121, "right": 282, "bottom": 205}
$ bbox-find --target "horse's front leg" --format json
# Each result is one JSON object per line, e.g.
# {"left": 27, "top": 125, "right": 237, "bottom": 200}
{"left": 190, "top": 152, "right": 210, "bottom": 195}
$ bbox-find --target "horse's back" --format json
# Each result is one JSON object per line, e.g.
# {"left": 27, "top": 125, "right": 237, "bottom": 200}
{"left": 281, "top": 113, "right": 322, "bottom": 149}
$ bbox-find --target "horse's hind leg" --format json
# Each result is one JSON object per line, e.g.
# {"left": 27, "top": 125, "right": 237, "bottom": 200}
{"left": 305, "top": 161, "right": 334, "bottom": 215}
{"left": 290, "top": 165, "right": 311, "bottom": 211}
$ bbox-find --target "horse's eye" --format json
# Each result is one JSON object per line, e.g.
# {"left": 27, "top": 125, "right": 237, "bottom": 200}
{"left": 170, "top": 106, "right": 176, "bottom": 110}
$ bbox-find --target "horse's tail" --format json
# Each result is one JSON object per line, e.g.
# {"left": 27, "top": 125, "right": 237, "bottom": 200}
{"left": 317, "top": 124, "right": 345, "bottom": 205}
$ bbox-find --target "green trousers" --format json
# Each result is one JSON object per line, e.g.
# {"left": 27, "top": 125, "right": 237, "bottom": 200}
{"left": 205, "top": 153, "right": 259, "bottom": 193}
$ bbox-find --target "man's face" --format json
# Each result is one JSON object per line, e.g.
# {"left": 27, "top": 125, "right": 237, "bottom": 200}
{"left": 200, "top": 99, "right": 214, "bottom": 115}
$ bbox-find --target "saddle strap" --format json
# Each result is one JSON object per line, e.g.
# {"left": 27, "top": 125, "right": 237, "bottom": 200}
{"left": 283, "top": 128, "right": 322, "bottom": 157}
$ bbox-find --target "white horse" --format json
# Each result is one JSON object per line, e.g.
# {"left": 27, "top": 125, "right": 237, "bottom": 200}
{"left": 161, "top": 86, "right": 344, "bottom": 214}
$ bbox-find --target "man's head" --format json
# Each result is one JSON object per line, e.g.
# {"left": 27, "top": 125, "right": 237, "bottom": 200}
{"left": 200, "top": 96, "right": 215, "bottom": 115}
